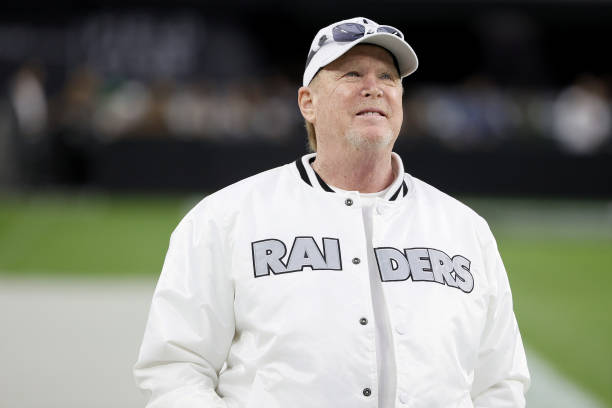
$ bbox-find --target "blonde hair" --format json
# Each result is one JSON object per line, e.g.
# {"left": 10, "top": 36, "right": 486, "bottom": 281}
{"left": 305, "top": 119, "right": 317, "bottom": 152}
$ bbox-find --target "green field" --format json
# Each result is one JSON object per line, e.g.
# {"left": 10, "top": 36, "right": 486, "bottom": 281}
{"left": 0, "top": 193, "right": 190, "bottom": 276}
{"left": 466, "top": 198, "right": 612, "bottom": 406}
{"left": 1, "top": 193, "right": 611, "bottom": 404}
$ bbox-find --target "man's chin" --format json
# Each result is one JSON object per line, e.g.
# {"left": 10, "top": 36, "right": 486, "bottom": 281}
{"left": 346, "top": 130, "right": 394, "bottom": 150}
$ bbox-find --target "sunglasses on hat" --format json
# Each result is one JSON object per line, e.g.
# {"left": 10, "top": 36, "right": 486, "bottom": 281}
{"left": 306, "top": 21, "right": 404, "bottom": 66}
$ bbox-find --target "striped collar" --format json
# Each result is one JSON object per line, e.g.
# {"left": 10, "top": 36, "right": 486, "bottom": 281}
{"left": 294, "top": 152, "right": 409, "bottom": 202}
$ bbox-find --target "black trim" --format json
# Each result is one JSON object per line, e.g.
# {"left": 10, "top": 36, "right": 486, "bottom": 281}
{"left": 298, "top": 156, "right": 405, "bottom": 199}
{"left": 389, "top": 179, "right": 408, "bottom": 201}
{"left": 314, "top": 172, "right": 335, "bottom": 192}
{"left": 389, "top": 185, "right": 402, "bottom": 201}
{"left": 295, "top": 158, "right": 312, "bottom": 186}
{"left": 308, "top": 157, "right": 334, "bottom": 193}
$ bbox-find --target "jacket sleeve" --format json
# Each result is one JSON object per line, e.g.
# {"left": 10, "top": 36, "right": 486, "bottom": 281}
{"left": 471, "top": 227, "right": 531, "bottom": 407}
{"left": 133, "top": 210, "right": 235, "bottom": 408}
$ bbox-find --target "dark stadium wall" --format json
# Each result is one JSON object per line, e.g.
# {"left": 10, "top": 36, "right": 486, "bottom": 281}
{"left": 89, "top": 139, "right": 612, "bottom": 197}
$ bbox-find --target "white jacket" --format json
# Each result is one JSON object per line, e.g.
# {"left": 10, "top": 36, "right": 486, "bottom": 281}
{"left": 134, "top": 153, "right": 530, "bottom": 408}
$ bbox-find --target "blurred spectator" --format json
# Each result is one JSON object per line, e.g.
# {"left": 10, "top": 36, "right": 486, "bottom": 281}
{"left": 1, "top": 9, "right": 611, "bottom": 192}
{"left": 9, "top": 63, "right": 47, "bottom": 143}
{"left": 7, "top": 63, "right": 51, "bottom": 186}
{"left": 406, "top": 77, "right": 523, "bottom": 150}
{"left": 132, "top": 80, "right": 174, "bottom": 138}
{"left": 552, "top": 75, "right": 611, "bottom": 154}
{"left": 56, "top": 67, "right": 101, "bottom": 139}
{"left": 92, "top": 80, "right": 152, "bottom": 141}
{"left": 163, "top": 77, "right": 300, "bottom": 142}
{"left": 163, "top": 85, "right": 206, "bottom": 138}
{"left": 248, "top": 76, "right": 300, "bottom": 142}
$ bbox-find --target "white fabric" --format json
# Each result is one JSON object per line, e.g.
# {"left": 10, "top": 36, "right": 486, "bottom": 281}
{"left": 134, "top": 152, "right": 530, "bottom": 408}
{"left": 329, "top": 183, "right": 397, "bottom": 408}
{"left": 362, "top": 191, "right": 398, "bottom": 408}
{"left": 330, "top": 185, "right": 396, "bottom": 407}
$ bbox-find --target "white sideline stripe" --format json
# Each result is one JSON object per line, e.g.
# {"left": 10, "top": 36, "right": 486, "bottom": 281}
{"left": 525, "top": 350, "right": 607, "bottom": 408}
{"left": 0, "top": 276, "right": 154, "bottom": 408}
{"left": 0, "top": 275, "right": 607, "bottom": 408}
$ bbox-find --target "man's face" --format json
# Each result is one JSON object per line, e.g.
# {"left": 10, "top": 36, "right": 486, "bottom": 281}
{"left": 308, "top": 44, "right": 403, "bottom": 151}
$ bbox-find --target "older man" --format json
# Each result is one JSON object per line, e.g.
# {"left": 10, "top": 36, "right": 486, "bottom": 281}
{"left": 134, "top": 17, "right": 530, "bottom": 407}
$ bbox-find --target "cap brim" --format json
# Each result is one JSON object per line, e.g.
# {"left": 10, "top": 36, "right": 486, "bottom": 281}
{"left": 358, "top": 33, "right": 418, "bottom": 78}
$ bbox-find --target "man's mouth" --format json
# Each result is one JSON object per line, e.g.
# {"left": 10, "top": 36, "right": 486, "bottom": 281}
{"left": 356, "top": 109, "right": 386, "bottom": 117}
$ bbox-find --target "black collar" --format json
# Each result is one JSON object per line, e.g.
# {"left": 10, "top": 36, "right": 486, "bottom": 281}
{"left": 295, "top": 154, "right": 408, "bottom": 201}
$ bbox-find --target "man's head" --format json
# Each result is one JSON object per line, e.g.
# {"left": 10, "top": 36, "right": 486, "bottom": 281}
{"left": 298, "top": 17, "right": 418, "bottom": 152}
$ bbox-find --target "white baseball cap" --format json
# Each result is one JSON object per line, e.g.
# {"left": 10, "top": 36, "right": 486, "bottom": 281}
{"left": 303, "top": 17, "right": 419, "bottom": 86}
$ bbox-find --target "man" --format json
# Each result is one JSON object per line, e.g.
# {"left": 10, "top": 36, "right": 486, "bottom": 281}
{"left": 134, "top": 17, "right": 530, "bottom": 407}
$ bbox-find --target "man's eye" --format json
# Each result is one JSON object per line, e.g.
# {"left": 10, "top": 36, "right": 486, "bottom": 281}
{"left": 345, "top": 71, "right": 360, "bottom": 77}
{"left": 380, "top": 73, "right": 394, "bottom": 80}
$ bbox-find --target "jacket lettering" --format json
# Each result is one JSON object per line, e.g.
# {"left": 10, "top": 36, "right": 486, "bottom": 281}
{"left": 251, "top": 238, "right": 474, "bottom": 292}
{"left": 252, "top": 237, "right": 341, "bottom": 277}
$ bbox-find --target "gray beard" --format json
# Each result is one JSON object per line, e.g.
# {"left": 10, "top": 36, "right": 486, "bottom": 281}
{"left": 345, "top": 129, "right": 394, "bottom": 151}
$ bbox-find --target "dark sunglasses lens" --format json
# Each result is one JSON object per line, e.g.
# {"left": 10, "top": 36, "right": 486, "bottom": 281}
{"left": 378, "top": 26, "right": 403, "bottom": 38}
{"left": 306, "top": 49, "right": 317, "bottom": 66}
{"left": 333, "top": 23, "right": 366, "bottom": 42}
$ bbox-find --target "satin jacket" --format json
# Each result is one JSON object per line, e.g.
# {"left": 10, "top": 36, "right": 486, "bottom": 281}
{"left": 134, "top": 152, "right": 530, "bottom": 408}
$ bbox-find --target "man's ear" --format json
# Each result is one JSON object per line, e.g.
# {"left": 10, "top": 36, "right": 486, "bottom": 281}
{"left": 298, "top": 86, "right": 316, "bottom": 123}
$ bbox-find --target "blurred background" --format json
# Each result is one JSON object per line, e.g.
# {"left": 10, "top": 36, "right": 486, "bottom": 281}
{"left": 0, "top": 1, "right": 610, "bottom": 407}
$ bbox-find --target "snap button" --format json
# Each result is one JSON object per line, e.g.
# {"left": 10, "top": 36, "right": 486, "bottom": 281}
{"left": 362, "top": 388, "right": 371, "bottom": 397}
{"left": 396, "top": 324, "right": 407, "bottom": 335}
{"left": 359, "top": 317, "right": 368, "bottom": 325}
{"left": 345, "top": 198, "right": 353, "bottom": 206}
{"left": 352, "top": 257, "right": 360, "bottom": 264}
{"left": 399, "top": 392, "right": 410, "bottom": 404}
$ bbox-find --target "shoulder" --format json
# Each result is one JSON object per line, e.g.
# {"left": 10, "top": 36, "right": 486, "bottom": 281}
{"left": 409, "top": 175, "right": 479, "bottom": 217}
{"left": 174, "top": 161, "right": 297, "bottom": 234}
{"left": 408, "top": 174, "right": 495, "bottom": 244}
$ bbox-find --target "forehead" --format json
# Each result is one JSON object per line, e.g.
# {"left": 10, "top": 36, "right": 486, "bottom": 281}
{"left": 325, "top": 44, "right": 397, "bottom": 71}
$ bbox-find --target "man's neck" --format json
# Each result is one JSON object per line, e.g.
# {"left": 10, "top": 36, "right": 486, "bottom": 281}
{"left": 312, "top": 148, "right": 396, "bottom": 193}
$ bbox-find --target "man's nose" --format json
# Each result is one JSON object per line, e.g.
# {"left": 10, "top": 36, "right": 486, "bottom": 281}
{"left": 361, "top": 75, "right": 383, "bottom": 98}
